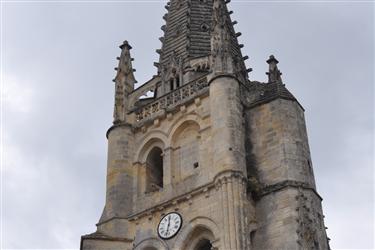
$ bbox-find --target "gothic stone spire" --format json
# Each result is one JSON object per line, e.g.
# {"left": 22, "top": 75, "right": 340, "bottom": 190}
{"left": 113, "top": 40, "right": 137, "bottom": 124}
{"left": 157, "top": 0, "right": 248, "bottom": 86}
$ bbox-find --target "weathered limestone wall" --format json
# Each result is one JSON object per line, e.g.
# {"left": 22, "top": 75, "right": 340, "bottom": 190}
{"left": 246, "top": 98, "right": 315, "bottom": 187}
{"left": 246, "top": 98, "right": 328, "bottom": 249}
{"left": 130, "top": 183, "right": 223, "bottom": 250}
{"left": 209, "top": 76, "right": 246, "bottom": 176}
{"left": 98, "top": 125, "right": 135, "bottom": 238}
{"left": 84, "top": 175, "right": 253, "bottom": 250}
{"left": 131, "top": 95, "right": 213, "bottom": 213}
{"left": 254, "top": 188, "right": 300, "bottom": 249}
{"left": 83, "top": 78, "right": 328, "bottom": 250}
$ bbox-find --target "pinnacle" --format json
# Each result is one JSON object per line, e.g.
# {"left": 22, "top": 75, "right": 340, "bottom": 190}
{"left": 266, "top": 55, "right": 283, "bottom": 84}
{"left": 114, "top": 40, "right": 137, "bottom": 88}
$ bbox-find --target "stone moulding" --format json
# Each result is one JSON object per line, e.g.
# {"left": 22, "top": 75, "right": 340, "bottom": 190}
{"left": 132, "top": 75, "right": 209, "bottom": 123}
{"left": 257, "top": 180, "right": 323, "bottom": 201}
{"left": 106, "top": 122, "right": 132, "bottom": 139}
{"left": 239, "top": 81, "right": 305, "bottom": 111}
{"left": 81, "top": 232, "right": 132, "bottom": 242}
{"left": 80, "top": 231, "right": 133, "bottom": 249}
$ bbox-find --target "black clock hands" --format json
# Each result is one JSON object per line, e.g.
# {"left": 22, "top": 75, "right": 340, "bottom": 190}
{"left": 166, "top": 215, "right": 171, "bottom": 236}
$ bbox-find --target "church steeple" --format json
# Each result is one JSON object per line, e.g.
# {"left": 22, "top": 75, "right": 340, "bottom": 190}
{"left": 157, "top": 0, "right": 212, "bottom": 70}
{"left": 156, "top": 0, "right": 249, "bottom": 94}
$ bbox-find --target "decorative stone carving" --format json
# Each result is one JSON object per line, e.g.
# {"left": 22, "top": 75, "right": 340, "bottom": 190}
{"left": 135, "top": 76, "right": 208, "bottom": 122}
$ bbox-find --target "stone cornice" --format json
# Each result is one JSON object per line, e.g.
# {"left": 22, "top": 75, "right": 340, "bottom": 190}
{"left": 213, "top": 170, "right": 247, "bottom": 187}
{"left": 257, "top": 180, "right": 323, "bottom": 201}
{"left": 106, "top": 122, "right": 133, "bottom": 139}
{"left": 244, "top": 95, "right": 305, "bottom": 112}
{"left": 208, "top": 73, "right": 238, "bottom": 85}
{"left": 80, "top": 232, "right": 132, "bottom": 249}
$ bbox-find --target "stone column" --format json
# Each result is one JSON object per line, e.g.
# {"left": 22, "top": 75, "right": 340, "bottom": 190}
{"left": 215, "top": 173, "right": 248, "bottom": 250}
{"left": 162, "top": 147, "right": 173, "bottom": 187}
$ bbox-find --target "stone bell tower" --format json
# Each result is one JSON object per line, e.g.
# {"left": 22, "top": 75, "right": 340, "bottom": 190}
{"left": 81, "top": 0, "right": 330, "bottom": 249}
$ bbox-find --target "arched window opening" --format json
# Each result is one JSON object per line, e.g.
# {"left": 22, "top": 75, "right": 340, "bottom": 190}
{"left": 146, "top": 147, "right": 163, "bottom": 193}
{"left": 194, "top": 239, "right": 212, "bottom": 250}
{"left": 181, "top": 226, "right": 215, "bottom": 250}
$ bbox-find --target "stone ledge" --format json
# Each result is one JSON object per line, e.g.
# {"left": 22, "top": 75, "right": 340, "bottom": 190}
{"left": 257, "top": 180, "right": 323, "bottom": 201}
{"left": 106, "top": 122, "right": 133, "bottom": 139}
{"left": 80, "top": 231, "right": 133, "bottom": 250}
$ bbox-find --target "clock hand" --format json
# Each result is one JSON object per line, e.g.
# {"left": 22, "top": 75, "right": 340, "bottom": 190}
{"left": 166, "top": 215, "right": 171, "bottom": 235}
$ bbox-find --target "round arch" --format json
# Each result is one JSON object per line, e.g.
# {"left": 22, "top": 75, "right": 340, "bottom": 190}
{"left": 173, "top": 217, "right": 221, "bottom": 250}
{"left": 170, "top": 120, "right": 201, "bottom": 147}
{"left": 136, "top": 137, "right": 166, "bottom": 164}
{"left": 166, "top": 114, "right": 204, "bottom": 145}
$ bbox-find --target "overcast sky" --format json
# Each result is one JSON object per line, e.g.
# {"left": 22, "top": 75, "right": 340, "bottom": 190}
{"left": 1, "top": 0, "right": 374, "bottom": 249}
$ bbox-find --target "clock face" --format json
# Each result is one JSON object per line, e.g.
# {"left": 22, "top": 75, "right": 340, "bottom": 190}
{"left": 157, "top": 212, "right": 183, "bottom": 240}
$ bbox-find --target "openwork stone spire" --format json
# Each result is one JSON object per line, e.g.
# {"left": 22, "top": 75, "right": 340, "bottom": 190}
{"left": 157, "top": 0, "right": 205, "bottom": 74}
{"left": 113, "top": 40, "right": 137, "bottom": 124}
{"left": 266, "top": 55, "right": 283, "bottom": 84}
{"left": 156, "top": 0, "right": 249, "bottom": 91}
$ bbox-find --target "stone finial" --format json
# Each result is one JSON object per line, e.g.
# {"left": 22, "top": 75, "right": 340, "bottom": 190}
{"left": 113, "top": 40, "right": 137, "bottom": 124}
{"left": 266, "top": 55, "right": 283, "bottom": 84}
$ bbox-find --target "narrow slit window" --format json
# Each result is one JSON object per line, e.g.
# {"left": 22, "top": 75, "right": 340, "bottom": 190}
{"left": 176, "top": 77, "right": 180, "bottom": 88}
{"left": 170, "top": 79, "right": 174, "bottom": 91}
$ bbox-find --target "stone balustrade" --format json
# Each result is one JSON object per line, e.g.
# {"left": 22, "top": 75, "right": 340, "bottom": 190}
{"left": 134, "top": 76, "right": 208, "bottom": 122}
